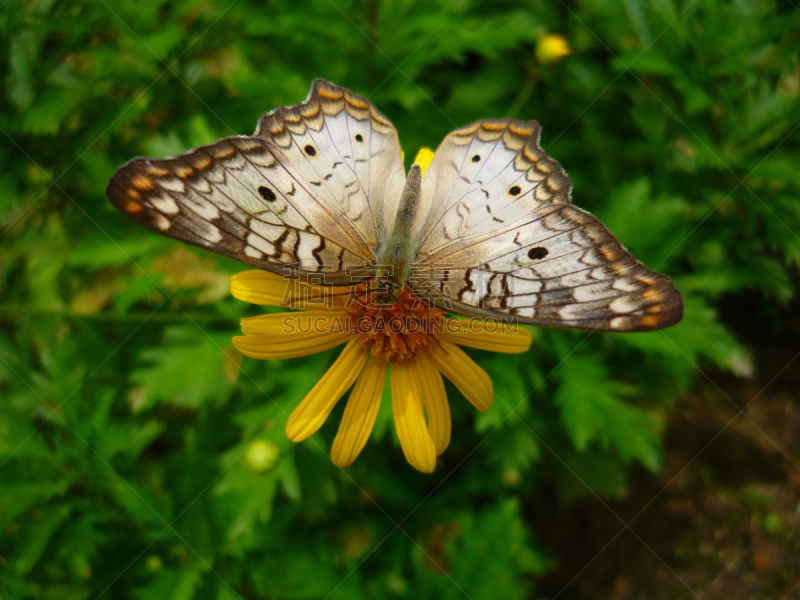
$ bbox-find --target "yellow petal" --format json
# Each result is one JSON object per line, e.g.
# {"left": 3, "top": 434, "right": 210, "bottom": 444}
{"left": 230, "top": 270, "right": 352, "bottom": 308}
{"left": 331, "top": 356, "right": 388, "bottom": 467}
{"left": 240, "top": 310, "right": 350, "bottom": 335}
{"left": 413, "top": 353, "right": 451, "bottom": 455}
{"left": 391, "top": 360, "right": 437, "bottom": 473}
{"left": 232, "top": 328, "right": 353, "bottom": 360}
{"left": 440, "top": 318, "right": 532, "bottom": 354}
{"left": 230, "top": 270, "right": 292, "bottom": 305}
{"left": 413, "top": 148, "right": 435, "bottom": 176}
{"left": 236, "top": 311, "right": 354, "bottom": 359}
{"left": 426, "top": 341, "right": 493, "bottom": 412}
{"left": 285, "top": 339, "right": 370, "bottom": 441}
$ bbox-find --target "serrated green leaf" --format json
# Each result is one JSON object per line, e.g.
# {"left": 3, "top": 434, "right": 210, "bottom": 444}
{"left": 132, "top": 326, "right": 237, "bottom": 410}
{"left": 555, "top": 356, "right": 661, "bottom": 470}
{"left": 12, "top": 504, "right": 71, "bottom": 576}
{"left": 414, "top": 498, "right": 551, "bottom": 600}
{"left": 134, "top": 565, "right": 205, "bottom": 600}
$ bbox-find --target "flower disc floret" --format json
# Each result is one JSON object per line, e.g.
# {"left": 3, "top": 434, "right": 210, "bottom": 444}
{"left": 346, "top": 282, "right": 446, "bottom": 362}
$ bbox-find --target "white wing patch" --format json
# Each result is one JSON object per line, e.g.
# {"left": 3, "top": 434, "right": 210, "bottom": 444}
{"left": 412, "top": 119, "right": 682, "bottom": 332}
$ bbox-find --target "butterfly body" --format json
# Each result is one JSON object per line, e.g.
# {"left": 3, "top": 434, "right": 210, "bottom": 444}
{"left": 107, "top": 79, "right": 682, "bottom": 332}
{"left": 377, "top": 163, "right": 422, "bottom": 299}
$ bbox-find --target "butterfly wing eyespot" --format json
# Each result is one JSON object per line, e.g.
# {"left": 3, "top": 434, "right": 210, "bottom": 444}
{"left": 411, "top": 117, "right": 683, "bottom": 332}
{"left": 258, "top": 186, "right": 277, "bottom": 202}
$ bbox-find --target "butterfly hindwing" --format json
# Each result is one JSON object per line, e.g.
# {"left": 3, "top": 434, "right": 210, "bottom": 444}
{"left": 413, "top": 119, "right": 682, "bottom": 332}
{"left": 107, "top": 80, "right": 405, "bottom": 284}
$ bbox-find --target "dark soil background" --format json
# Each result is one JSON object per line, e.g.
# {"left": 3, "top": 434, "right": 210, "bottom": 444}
{"left": 532, "top": 289, "right": 800, "bottom": 599}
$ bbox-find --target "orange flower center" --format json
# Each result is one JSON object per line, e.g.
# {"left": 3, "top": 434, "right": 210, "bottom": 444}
{"left": 345, "top": 281, "right": 446, "bottom": 362}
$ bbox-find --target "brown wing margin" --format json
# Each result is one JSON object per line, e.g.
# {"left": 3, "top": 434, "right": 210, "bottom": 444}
{"left": 254, "top": 79, "right": 398, "bottom": 141}
{"left": 105, "top": 136, "right": 274, "bottom": 266}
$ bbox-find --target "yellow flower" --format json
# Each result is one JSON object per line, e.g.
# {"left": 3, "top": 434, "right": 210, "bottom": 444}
{"left": 230, "top": 149, "right": 532, "bottom": 473}
{"left": 536, "top": 34, "right": 570, "bottom": 64}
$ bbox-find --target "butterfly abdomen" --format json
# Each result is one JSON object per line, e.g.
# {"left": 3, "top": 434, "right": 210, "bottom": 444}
{"left": 378, "top": 163, "right": 422, "bottom": 289}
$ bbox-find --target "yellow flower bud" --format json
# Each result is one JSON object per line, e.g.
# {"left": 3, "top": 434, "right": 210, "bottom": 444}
{"left": 536, "top": 34, "right": 571, "bottom": 64}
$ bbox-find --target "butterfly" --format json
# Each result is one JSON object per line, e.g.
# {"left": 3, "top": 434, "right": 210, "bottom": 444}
{"left": 107, "top": 79, "right": 682, "bottom": 332}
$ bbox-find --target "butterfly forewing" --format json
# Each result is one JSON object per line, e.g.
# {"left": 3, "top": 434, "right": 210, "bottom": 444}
{"left": 107, "top": 80, "right": 404, "bottom": 285}
{"left": 253, "top": 80, "right": 406, "bottom": 252}
{"left": 412, "top": 119, "right": 683, "bottom": 332}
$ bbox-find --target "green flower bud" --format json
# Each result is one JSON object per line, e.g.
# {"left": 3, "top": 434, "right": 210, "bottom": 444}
{"left": 244, "top": 439, "right": 281, "bottom": 474}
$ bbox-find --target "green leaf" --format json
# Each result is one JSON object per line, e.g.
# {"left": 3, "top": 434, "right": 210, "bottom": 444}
{"left": 484, "top": 424, "right": 541, "bottom": 475}
{"left": 475, "top": 356, "right": 531, "bottom": 432}
{"left": 213, "top": 464, "right": 280, "bottom": 551}
{"left": 134, "top": 565, "right": 206, "bottom": 600}
{"left": 12, "top": 504, "right": 71, "bottom": 576}
{"left": 9, "top": 31, "right": 38, "bottom": 110}
{"left": 131, "top": 326, "right": 237, "bottom": 410}
{"left": 614, "top": 295, "right": 746, "bottom": 372}
{"left": 414, "top": 498, "right": 551, "bottom": 600}
{"left": 554, "top": 355, "right": 661, "bottom": 470}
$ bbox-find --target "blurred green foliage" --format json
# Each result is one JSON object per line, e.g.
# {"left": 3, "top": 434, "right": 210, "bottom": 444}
{"left": 2, "top": 0, "right": 800, "bottom": 598}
